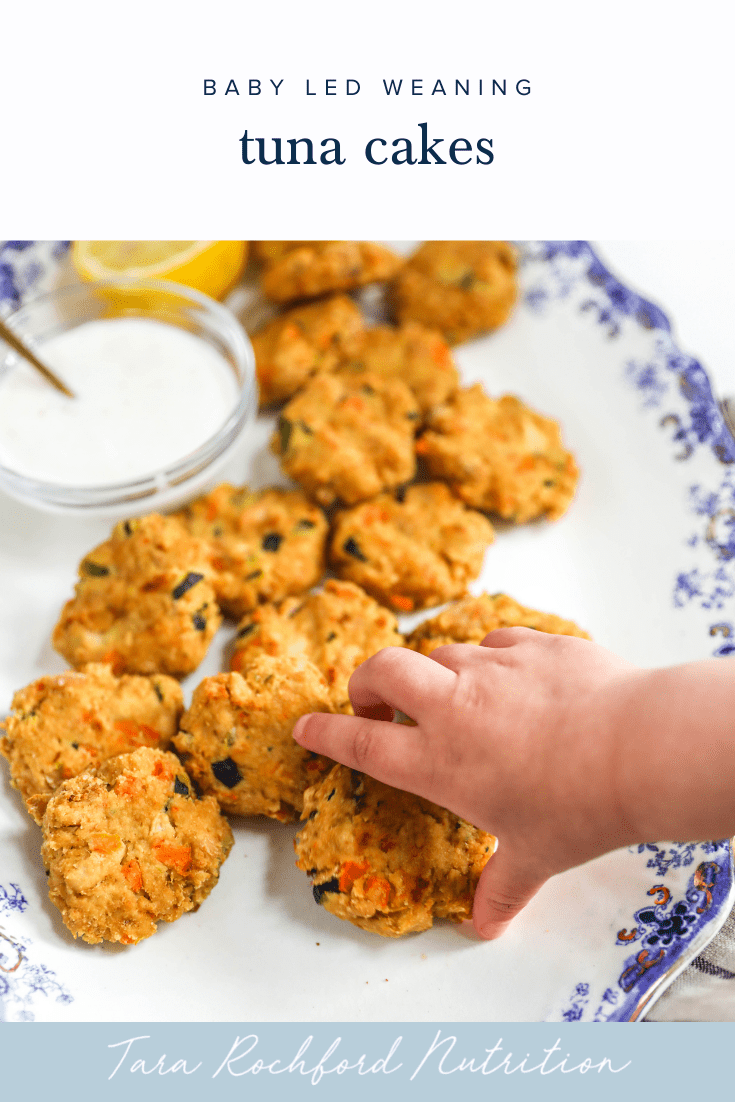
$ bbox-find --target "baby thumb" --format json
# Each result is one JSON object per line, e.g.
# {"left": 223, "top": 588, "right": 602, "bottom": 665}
{"left": 472, "top": 843, "right": 547, "bottom": 940}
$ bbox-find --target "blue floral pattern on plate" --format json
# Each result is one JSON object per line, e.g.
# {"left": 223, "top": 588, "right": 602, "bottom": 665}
{"left": 523, "top": 241, "right": 735, "bottom": 651}
{"left": 0, "top": 241, "right": 69, "bottom": 316}
{"left": 522, "top": 241, "right": 735, "bottom": 1020}
{"left": 556, "top": 842, "right": 733, "bottom": 1021}
{"left": 0, "top": 881, "right": 73, "bottom": 1021}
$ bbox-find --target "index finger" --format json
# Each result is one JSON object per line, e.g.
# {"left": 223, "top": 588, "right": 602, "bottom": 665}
{"left": 293, "top": 710, "right": 435, "bottom": 796}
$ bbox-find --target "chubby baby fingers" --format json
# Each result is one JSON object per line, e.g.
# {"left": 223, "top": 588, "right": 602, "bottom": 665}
{"left": 293, "top": 710, "right": 436, "bottom": 796}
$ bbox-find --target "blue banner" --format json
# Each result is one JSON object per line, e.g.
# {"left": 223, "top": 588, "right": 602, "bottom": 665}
{"left": 1, "top": 1021, "right": 732, "bottom": 1101}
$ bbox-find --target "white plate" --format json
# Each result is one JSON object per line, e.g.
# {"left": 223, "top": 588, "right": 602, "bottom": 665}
{"left": 0, "top": 240, "right": 733, "bottom": 1023}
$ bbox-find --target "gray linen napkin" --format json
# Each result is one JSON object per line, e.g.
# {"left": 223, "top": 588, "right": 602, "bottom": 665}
{"left": 645, "top": 908, "right": 735, "bottom": 1020}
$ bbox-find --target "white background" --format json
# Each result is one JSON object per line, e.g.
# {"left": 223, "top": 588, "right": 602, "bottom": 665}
{"left": 4, "top": 0, "right": 735, "bottom": 238}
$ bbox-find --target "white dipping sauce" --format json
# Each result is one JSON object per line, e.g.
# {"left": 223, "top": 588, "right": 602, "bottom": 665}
{"left": 0, "top": 318, "right": 239, "bottom": 486}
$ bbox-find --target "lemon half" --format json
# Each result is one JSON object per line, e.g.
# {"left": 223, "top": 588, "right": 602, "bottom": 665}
{"left": 71, "top": 241, "right": 249, "bottom": 301}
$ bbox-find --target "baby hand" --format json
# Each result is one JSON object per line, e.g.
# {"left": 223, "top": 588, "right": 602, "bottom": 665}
{"left": 293, "top": 628, "right": 640, "bottom": 939}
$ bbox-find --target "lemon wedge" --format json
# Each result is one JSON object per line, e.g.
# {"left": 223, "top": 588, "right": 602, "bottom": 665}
{"left": 71, "top": 241, "right": 249, "bottom": 301}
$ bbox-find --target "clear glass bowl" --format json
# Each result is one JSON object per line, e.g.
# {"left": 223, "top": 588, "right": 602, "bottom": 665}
{"left": 0, "top": 278, "right": 257, "bottom": 517}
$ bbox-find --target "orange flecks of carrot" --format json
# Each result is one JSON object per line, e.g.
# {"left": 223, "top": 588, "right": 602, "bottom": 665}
{"left": 390, "top": 595, "right": 414, "bottom": 612}
{"left": 100, "top": 650, "right": 125, "bottom": 675}
{"left": 211, "top": 680, "right": 231, "bottom": 700}
{"left": 362, "top": 505, "right": 391, "bottom": 525}
{"left": 152, "top": 759, "right": 174, "bottom": 781}
{"left": 88, "top": 832, "right": 122, "bottom": 855}
{"left": 115, "top": 773, "right": 140, "bottom": 799}
{"left": 114, "top": 720, "right": 140, "bottom": 744}
{"left": 121, "top": 858, "right": 143, "bottom": 892}
{"left": 414, "top": 438, "right": 430, "bottom": 455}
{"left": 431, "top": 340, "right": 452, "bottom": 369}
{"left": 365, "top": 875, "right": 391, "bottom": 908}
{"left": 114, "top": 720, "right": 160, "bottom": 748}
{"left": 152, "top": 842, "right": 192, "bottom": 874}
{"left": 339, "top": 859, "right": 369, "bottom": 892}
{"left": 341, "top": 395, "right": 365, "bottom": 413}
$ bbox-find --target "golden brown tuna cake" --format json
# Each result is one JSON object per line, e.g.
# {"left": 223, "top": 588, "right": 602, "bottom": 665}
{"left": 230, "top": 579, "right": 404, "bottom": 712}
{"left": 174, "top": 483, "right": 328, "bottom": 619}
{"left": 391, "top": 240, "right": 517, "bottom": 345}
{"left": 1, "top": 663, "right": 182, "bottom": 820}
{"left": 416, "top": 384, "right": 579, "bottom": 522}
{"left": 295, "top": 764, "right": 496, "bottom": 937}
{"left": 251, "top": 293, "right": 365, "bottom": 407}
{"left": 329, "top": 483, "right": 494, "bottom": 613}
{"left": 272, "top": 371, "right": 419, "bottom": 507}
{"left": 40, "top": 747, "right": 233, "bottom": 945}
{"left": 52, "top": 514, "right": 221, "bottom": 678}
{"left": 406, "top": 592, "right": 590, "bottom": 655}
{"left": 173, "top": 659, "right": 335, "bottom": 820}
{"left": 262, "top": 241, "right": 403, "bottom": 303}
{"left": 335, "top": 321, "right": 459, "bottom": 415}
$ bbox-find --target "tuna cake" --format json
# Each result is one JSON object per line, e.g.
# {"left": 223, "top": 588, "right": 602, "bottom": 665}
{"left": 329, "top": 483, "right": 495, "bottom": 613}
{"left": 173, "top": 658, "right": 335, "bottom": 820}
{"left": 391, "top": 240, "right": 518, "bottom": 345}
{"left": 336, "top": 321, "right": 459, "bottom": 416}
{"left": 272, "top": 371, "right": 419, "bottom": 507}
{"left": 40, "top": 747, "right": 233, "bottom": 945}
{"left": 175, "top": 483, "right": 328, "bottom": 620}
{"left": 262, "top": 241, "right": 403, "bottom": 303}
{"left": 0, "top": 664, "right": 183, "bottom": 821}
{"left": 251, "top": 241, "right": 337, "bottom": 267}
{"left": 416, "top": 384, "right": 579, "bottom": 522}
{"left": 406, "top": 592, "right": 591, "bottom": 655}
{"left": 230, "top": 579, "right": 404, "bottom": 712}
{"left": 295, "top": 764, "right": 496, "bottom": 937}
{"left": 52, "top": 514, "right": 221, "bottom": 678}
{"left": 251, "top": 294, "right": 365, "bottom": 407}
